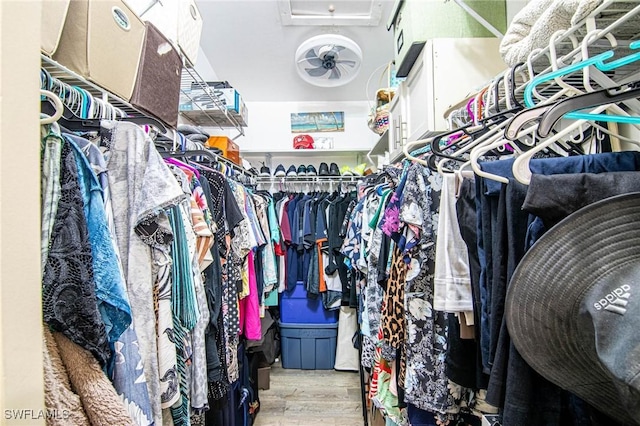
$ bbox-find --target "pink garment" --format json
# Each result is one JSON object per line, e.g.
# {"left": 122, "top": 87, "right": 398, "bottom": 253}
{"left": 241, "top": 251, "right": 262, "bottom": 340}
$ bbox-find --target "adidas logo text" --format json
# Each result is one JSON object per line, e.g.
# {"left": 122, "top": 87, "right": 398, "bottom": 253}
{"left": 594, "top": 284, "right": 631, "bottom": 315}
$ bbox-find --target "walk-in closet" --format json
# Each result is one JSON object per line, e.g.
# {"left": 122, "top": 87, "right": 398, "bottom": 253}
{"left": 2, "top": 0, "right": 640, "bottom": 425}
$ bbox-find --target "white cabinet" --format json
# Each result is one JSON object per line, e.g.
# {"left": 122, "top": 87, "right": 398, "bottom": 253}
{"left": 387, "top": 85, "right": 406, "bottom": 154}
{"left": 381, "top": 37, "right": 507, "bottom": 162}
{"left": 386, "top": 0, "right": 507, "bottom": 77}
{"left": 406, "top": 38, "right": 507, "bottom": 141}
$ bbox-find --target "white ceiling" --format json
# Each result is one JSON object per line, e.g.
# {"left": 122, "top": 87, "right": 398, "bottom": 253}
{"left": 196, "top": 0, "right": 396, "bottom": 103}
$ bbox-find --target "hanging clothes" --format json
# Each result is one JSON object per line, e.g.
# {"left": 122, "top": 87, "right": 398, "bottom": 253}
{"left": 102, "top": 120, "right": 186, "bottom": 425}
{"left": 42, "top": 141, "right": 111, "bottom": 367}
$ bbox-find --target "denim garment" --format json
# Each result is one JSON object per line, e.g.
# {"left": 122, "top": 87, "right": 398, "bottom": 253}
{"left": 407, "top": 403, "right": 437, "bottom": 426}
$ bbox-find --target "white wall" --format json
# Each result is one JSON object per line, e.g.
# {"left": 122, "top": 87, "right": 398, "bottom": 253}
{"left": 228, "top": 100, "right": 379, "bottom": 169}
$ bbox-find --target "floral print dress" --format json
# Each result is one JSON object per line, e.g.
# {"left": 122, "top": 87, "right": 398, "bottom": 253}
{"left": 400, "top": 165, "right": 461, "bottom": 424}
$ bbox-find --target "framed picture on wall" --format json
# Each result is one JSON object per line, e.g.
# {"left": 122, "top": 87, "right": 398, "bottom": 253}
{"left": 291, "top": 111, "right": 344, "bottom": 133}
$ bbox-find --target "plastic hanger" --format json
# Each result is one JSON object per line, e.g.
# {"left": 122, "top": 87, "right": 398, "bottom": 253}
{"left": 40, "top": 90, "right": 64, "bottom": 125}
{"left": 524, "top": 40, "right": 640, "bottom": 108}
{"left": 537, "top": 80, "right": 640, "bottom": 137}
{"left": 512, "top": 104, "right": 610, "bottom": 185}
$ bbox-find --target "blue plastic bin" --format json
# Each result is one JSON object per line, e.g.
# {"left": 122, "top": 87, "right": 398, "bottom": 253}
{"left": 279, "top": 322, "right": 338, "bottom": 370}
{"left": 279, "top": 282, "right": 339, "bottom": 324}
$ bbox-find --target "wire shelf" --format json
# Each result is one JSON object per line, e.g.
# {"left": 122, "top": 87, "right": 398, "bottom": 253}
{"left": 446, "top": 0, "right": 640, "bottom": 127}
{"left": 41, "top": 54, "right": 247, "bottom": 137}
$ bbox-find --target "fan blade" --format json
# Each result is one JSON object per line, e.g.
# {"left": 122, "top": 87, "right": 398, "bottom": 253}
{"left": 329, "top": 67, "right": 341, "bottom": 79}
{"left": 336, "top": 59, "right": 357, "bottom": 67}
{"left": 306, "top": 66, "right": 329, "bottom": 77}
{"left": 305, "top": 48, "right": 323, "bottom": 67}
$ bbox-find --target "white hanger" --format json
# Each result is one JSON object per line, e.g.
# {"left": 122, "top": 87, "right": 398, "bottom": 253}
{"left": 40, "top": 90, "right": 63, "bottom": 124}
{"left": 402, "top": 137, "right": 433, "bottom": 166}
{"left": 512, "top": 105, "right": 609, "bottom": 184}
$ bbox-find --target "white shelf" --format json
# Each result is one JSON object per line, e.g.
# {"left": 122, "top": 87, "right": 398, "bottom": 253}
{"left": 242, "top": 148, "right": 370, "bottom": 157}
{"left": 368, "top": 130, "right": 389, "bottom": 157}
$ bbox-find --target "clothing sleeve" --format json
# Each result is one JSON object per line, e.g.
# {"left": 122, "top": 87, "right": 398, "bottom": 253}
{"left": 268, "top": 197, "right": 280, "bottom": 244}
{"left": 280, "top": 200, "right": 292, "bottom": 244}
{"left": 224, "top": 180, "right": 244, "bottom": 235}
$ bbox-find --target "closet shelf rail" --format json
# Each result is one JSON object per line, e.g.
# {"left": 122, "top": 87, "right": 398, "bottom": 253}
{"left": 179, "top": 65, "right": 246, "bottom": 140}
{"left": 41, "top": 54, "right": 142, "bottom": 117}
{"left": 255, "top": 175, "right": 364, "bottom": 184}
{"left": 41, "top": 54, "right": 247, "bottom": 138}
{"left": 444, "top": 0, "right": 640, "bottom": 128}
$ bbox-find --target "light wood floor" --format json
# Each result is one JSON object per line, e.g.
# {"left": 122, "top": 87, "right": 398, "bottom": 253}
{"left": 254, "top": 362, "right": 365, "bottom": 426}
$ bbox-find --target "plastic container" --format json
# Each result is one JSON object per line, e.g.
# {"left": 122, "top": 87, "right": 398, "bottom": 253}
{"left": 279, "top": 282, "right": 339, "bottom": 324}
{"left": 279, "top": 322, "right": 338, "bottom": 370}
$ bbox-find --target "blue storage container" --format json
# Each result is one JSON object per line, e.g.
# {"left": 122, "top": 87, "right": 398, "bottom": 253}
{"left": 279, "top": 322, "right": 338, "bottom": 370}
{"left": 279, "top": 282, "right": 339, "bottom": 324}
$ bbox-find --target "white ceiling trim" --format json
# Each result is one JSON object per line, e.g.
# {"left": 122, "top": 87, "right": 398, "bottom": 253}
{"left": 277, "top": 0, "right": 383, "bottom": 26}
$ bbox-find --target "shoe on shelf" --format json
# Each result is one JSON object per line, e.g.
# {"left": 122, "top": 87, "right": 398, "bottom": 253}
{"left": 319, "top": 162, "right": 330, "bottom": 176}
{"left": 260, "top": 163, "right": 271, "bottom": 177}
{"left": 297, "top": 165, "right": 307, "bottom": 176}
{"left": 306, "top": 165, "right": 317, "bottom": 176}
{"left": 329, "top": 162, "right": 340, "bottom": 176}
{"left": 274, "top": 164, "right": 286, "bottom": 177}
{"left": 340, "top": 165, "right": 354, "bottom": 176}
{"left": 286, "top": 165, "right": 298, "bottom": 176}
{"left": 352, "top": 163, "right": 367, "bottom": 176}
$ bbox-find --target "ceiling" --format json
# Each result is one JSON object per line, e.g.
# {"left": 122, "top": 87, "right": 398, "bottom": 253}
{"left": 196, "top": 0, "right": 396, "bottom": 103}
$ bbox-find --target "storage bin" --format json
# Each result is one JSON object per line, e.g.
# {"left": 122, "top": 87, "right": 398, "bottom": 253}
{"left": 206, "top": 136, "right": 240, "bottom": 166}
{"left": 53, "top": 0, "right": 146, "bottom": 101}
{"left": 279, "top": 322, "right": 338, "bottom": 370}
{"left": 123, "top": 0, "right": 180, "bottom": 46}
{"left": 279, "top": 282, "right": 339, "bottom": 324}
{"left": 178, "top": 0, "right": 203, "bottom": 65}
{"left": 41, "top": 0, "right": 71, "bottom": 56}
{"left": 179, "top": 85, "right": 249, "bottom": 126}
{"left": 130, "top": 22, "right": 182, "bottom": 127}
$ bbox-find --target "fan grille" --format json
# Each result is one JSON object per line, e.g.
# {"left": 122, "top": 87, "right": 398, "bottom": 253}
{"left": 295, "top": 35, "right": 362, "bottom": 87}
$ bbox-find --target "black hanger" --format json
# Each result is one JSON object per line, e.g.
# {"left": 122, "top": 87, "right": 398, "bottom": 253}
{"left": 41, "top": 96, "right": 168, "bottom": 133}
{"left": 536, "top": 80, "right": 640, "bottom": 138}
{"left": 508, "top": 62, "right": 527, "bottom": 109}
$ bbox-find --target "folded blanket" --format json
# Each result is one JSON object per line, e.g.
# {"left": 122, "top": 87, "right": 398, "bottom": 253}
{"left": 500, "top": 0, "right": 603, "bottom": 66}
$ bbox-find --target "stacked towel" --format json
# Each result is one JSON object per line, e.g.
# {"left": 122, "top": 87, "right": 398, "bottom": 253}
{"left": 500, "top": 0, "right": 603, "bottom": 66}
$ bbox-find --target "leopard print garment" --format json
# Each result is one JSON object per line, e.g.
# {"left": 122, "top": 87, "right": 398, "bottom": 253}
{"left": 381, "top": 247, "right": 407, "bottom": 351}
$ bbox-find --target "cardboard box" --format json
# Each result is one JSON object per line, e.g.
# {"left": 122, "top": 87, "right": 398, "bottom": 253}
{"left": 179, "top": 84, "right": 249, "bottom": 126}
{"left": 258, "top": 367, "right": 270, "bottom": 390}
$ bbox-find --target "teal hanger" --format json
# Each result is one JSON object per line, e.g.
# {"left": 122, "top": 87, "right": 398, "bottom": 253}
{"left": 524, "top": 40, "right": 640, "bottom": 124}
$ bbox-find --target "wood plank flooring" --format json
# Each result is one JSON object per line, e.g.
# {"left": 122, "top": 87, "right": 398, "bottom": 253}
{"left": 254, "top": 362, "right": 365, "bottom": 426}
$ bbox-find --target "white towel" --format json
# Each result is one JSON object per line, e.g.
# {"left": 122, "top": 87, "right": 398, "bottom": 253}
{"left": 500, "top": 0, "right": 603, "bottom": 66}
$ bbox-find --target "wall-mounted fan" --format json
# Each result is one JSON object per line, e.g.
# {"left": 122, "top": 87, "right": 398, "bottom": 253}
{"left": 295, "top": 34, "right": 363, "bottom": 87}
